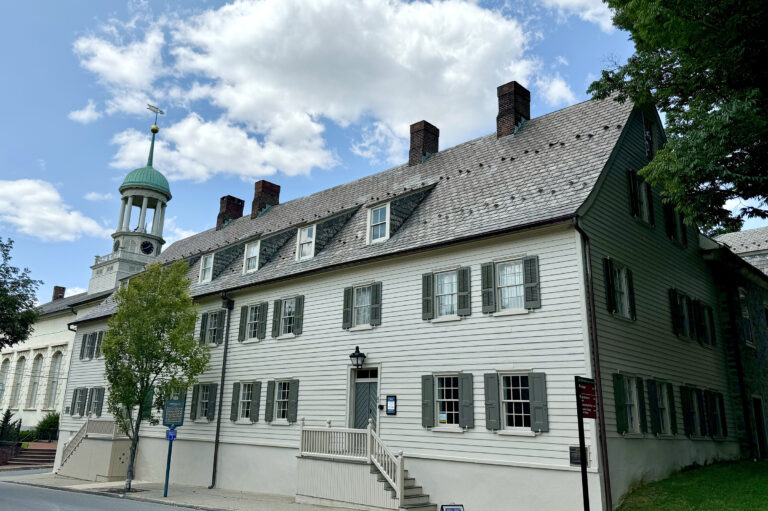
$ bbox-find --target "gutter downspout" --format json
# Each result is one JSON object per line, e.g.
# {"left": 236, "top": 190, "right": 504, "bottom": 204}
{"left": 574, "top": 218, "right": 613, "bottom": 510}
{"left": 209, "top": 293, "right": 235, "bottom": 489}
{"left": 67, "top": 306, "right": 77, "bottom": 332}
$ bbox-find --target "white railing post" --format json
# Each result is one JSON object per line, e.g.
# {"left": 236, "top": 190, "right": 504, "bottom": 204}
{"left": 366, "top": 418, "right": 373, "bottom": 462}
{"left": 397, "top": 450, "right": 405, "bottom": 500}
{"left": 299, "top": 417, "right": 305, "bottom": 454}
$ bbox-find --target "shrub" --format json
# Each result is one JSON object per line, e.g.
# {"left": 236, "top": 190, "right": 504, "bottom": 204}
{"left": 34, "top": 412, "right": 59, "bottom": 441}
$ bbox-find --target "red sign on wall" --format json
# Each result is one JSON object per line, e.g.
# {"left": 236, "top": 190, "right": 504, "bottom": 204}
{"left": 576, "top": 376, "right": 597, "bottom": 419}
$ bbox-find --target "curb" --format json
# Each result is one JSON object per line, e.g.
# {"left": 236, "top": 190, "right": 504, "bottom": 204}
{"left": 3, "top": 479, "right": 227, "bottom": 511}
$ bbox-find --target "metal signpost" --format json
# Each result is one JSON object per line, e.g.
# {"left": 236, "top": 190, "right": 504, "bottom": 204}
{"left": 162, "top": 390, "right": 186, "bottom": 498}
{"left": 575, "top": 376, "right": 597, "bottom": 511}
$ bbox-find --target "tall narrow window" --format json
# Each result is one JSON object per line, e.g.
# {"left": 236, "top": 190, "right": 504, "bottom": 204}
{"left": 657, "top": 382, "right": 671, "bottom": 434}
{"left": 199, "top": 384, "right": 210, "bottom": 419}
{"left": 435, "top": 375, "right": 460, "bottom": 425}
{"left": 281, "top": 298, "right": 296, "bottom": 335}
{"left": 10, "top": 357, "right": 25, "bottom": 408}
{"left": 613, "top": 264, "right": 631, "bottom": 319}
{"left": 47, "top": 352, "right": 63, "bottom": 408}
{"left": 497, "top": 260, "right": 524, "bottom": 310}
{"left": 200, "top": 254, "right": 214, "bottom": 283}
{"left": 502, "top": 374, "right": 531, "bottom": 428}
{"left": 434, "top": 271, "right": 458, "bottom": 317}
{"left": 369, "top": 204, "right": 389, "bottom": 243}
{"left": 739, "top": 288, "right": 753, "bottom": 346}
{"left": 353, "top": 285, "right": 372, "bottom": 326}
{"left": 74, "top": 388, "right": 86, "bottom": 416}
{"left": 275, "top": 381, "right": 290, "bottom": 420}
{"left": 624, "top": 376, "right": 640, "bottom": 433}
{"left": 239, "top": 383, "right": 253, "bottom": 420}
{"left": 206, "top": 311, "right": 219, "bottom": 343}
{"left": 690, "top": 391, "right": 701, "bottom": 436}
{"left": 244, "top": 242, "right": 260, "bottom": 273}
{"left": 27, "top": 355, "right": 43, "bottom": 408}
{"left": 297, "top": 226, "right": 315, "bottom": 261}
{"left": 0, "top": 359, "right": 9, "bottom": 405}
{"left": 247, "top": 305, "right": 260, "bottom": 339}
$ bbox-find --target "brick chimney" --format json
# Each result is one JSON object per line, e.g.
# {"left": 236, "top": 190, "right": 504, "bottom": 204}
{"left": 52, "top": 286, "right": 66, "bottom": 301}
{"left": 216, "top": 195, "right": 245, "bottom": 230}
{"left": 409, "top": 121, "right": 439, "bottom": 166}
{"left": 497, "top": 81, "right": 530, "bottom": 138}
{"left": 251, "top": 180, "right": 281, "bottom": 218}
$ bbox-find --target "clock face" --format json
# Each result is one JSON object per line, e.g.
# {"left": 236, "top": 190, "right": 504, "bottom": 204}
{"left": 113, "top": 240, "right": 120, "bottom": 252}
{"left": 140, "top": 241, "right": 155, "bottom": 255}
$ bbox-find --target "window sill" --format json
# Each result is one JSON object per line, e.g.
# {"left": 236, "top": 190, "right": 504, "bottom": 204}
{"left": 23, "top": 408, "right": 37, "bottom": 411}
{"left": 270, "top": 419, "right": 292, "bottom": 426}
{"left": 621, "top": 432, "right": 645, "bottom": 439}
{"left": 207, "top": 342, "right": 219, "bottom": 348}
{"left": 235, "top": 419, "right": 253, "bottom": 425}
{"left": 368, "top": 237, "right": 389, "bottom": 245}
{"left": 745, "top": 342, "right": 757, "bottom": 350}
{"left": 633, "top": 217, "right": 654, "bottom": 229}
{"left": 241, "top": 338, "right": 263, "bottom": 344}
{"left": 492, "top": 308, "right": 529, "bottom": 317}
{"left": 430, "top": 315, "right": 462, "bottom": 323}
{"left": 277, "top": 333, "right": 296, "bottom": 340}
{"left": 431, "top": 426, "right": 464, "bottom": 433}
{"left": 611, "top": 313, "right": 635, "bottom": 323}
{"left": 496, "top": 429, "right": 538, "bottom": 437}
{"left": 350, "top": 324, "right": 374, "bottom": 332}
{"left": 655, "top": 433, "right": 676, "bottom": 440}
{"left": 194, "top": 419, "right": 211, "bottom": 424}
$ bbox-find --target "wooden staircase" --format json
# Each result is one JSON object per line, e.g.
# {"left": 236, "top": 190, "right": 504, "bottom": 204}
{"left": 371, "top": 465, "right": 437, "bottom": 511}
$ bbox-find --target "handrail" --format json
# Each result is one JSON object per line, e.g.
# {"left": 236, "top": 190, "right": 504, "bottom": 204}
{"left": 369, "top": 422, "right": 403, "bottom": 499}
{"left": 60, "top": 420, "right": 88, "bottom": 467}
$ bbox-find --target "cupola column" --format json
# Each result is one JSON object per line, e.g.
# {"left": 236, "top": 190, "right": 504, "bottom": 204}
{"left": 123, "top": 195, "right": 134, "bottom": 231}
{"left": 117, "top": 197, "right": 127, "bottom": 232}
{"left": 158, "top": 203, "right": 166, "bottom": 238}
{"left": 137, "top": 196, "right": 149, "bottom": 233}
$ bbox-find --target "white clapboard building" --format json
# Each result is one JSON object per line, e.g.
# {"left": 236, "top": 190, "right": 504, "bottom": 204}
{"left": 53, "top": 82, "right": 768, "bottom": 510}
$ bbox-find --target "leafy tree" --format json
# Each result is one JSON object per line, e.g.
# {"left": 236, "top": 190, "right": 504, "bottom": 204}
{"left": 103, "top": 261, "right": 209, "bottom": 490}
{"left": 0, "top": 238, "right": 41, "bottom": 349}
{"left": 589, "top": 0, "right": 767, "bottom": 234}
{"left": 34, "top": 411, "right": 59, "bottom": 441}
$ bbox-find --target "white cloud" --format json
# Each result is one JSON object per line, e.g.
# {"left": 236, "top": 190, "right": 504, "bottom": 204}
{"left": 0, "top": 179, "right": 111, "bottom": 242}
{"left": 68, "top": 99, "right": 103, "bottom": 124}
{"left": 84, "top": 191, "right": 114, "bottom": 201}
{"left": 536, "top": 75, "right": 577, "bottom": 107}
{"left": 539, "top": 0, "right": 614, "bottom": 32}
{"left": 76, "top": 0, "right": 539, "bottom": 179}
{"left": 163, "top": 216, "right": 197, "bottom": 245}
{"left": 556, "top": 56, "right": 569, "bottom": 66}
{"left": 64, "top": 287, "right": 86, "bottom": 297}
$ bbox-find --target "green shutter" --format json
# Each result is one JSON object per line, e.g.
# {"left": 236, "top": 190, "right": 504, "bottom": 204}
{"left": 142, "top": 386, "right": 154, "bottom": 420}
{"left": 458, "top": 372, "right": 474, "bottom": 429}
{"left": 663, "top": 203, "right": 676, "bottom": 239}
{"left": 627, "top": 170, "right": 639, "bottom": 217}
{"left": 647, "top": 380, "right": 660, "bottom": 435}
{"left": 70, "top": 390, "right": 77, "bottom": 415}
{"left": 707, "top": 305, "right": 716, "bottom": 346}
{"left": 230, "top": 383, "right": 240, "bottom": 422}
{"left": 603, "top": 259, "right": 616, "bottom": 313}
{"left": 251, "top": 381, "right": 262, "bottom": 423}
{"left": 199, "top": 314, "right": 208, "bottom": 345}
{"left": 692, "top": 300, "right": 703, "bottom": 343}
{"left": 422, "top": 274, "right": 434, "bottom": 320}
{"left": 523, "top": 256, "right": 541, "bottom": 310}
{"left": 257, "top": 303, "right": 268, "bottom": 340}
{"left": 287, "top": 379, "right": 300, "bottom": 423}
{"left": 626, "top": 268, "right": 636, "bottom": 320}
{"left": 645, "top": 182, "right": 655, "bottom": 226}
{"left": 293, "top": 296, "right": 304, "bottom": 335}
{"left": 680, "top": 386, "right": 694, "bottom": 435}
{"left": 705, "top": 391, "right": 718, "bottom": 437}
{"left": 265, "top": 380, "right": 275, "bottom": 422}
{"left": 271, "top": 300, "right": 282, "bottom": 338}
{"left": 457, "top": 267, "right": 471, "bottom": 317}
{"left": 370, "top": 282, "right": 382, "bottom": 326}
{"left": 342, "top": 287, "right": 353, "bottom": 329}
{"left": 481, "top": 263, "right": 496, "bottom": 313}
{"left": 684, "top": 296, "right": 694, "bottom": 338}
{"left": 679, "top": 212, "right": 688, "bottom": 247}
{"left": 95, "top": 332, "right": 104, "bottom": 358}
{"left": 669, "top": 289, "right": 680, "bottom": 335}
{"left": 79, "top": 334, "right": 86, "bottom": 360}
{"left": 190, "top": 384, "right": 199, "bottom": 420}
{"left": 216, "top": 310, "right": 225, "bottom": 344}
{"left": 613, "top": 374, "right": 628, "bottom": 434}
{"left": 667, "top": 383, "right": 678, "bottom": 434}
{"left": 718, "top": 393, "right": 727, "bottom": 437}
{"left": 238, "top": 306, "right": 248, "bottom": 342}
{"left": 207, "top": 384, "right": 218, "bottom": 421}
{"left": 483, "top": 373, "right": 501, "bottom": 430}
{"left": 636, "top": 378, "right": 647, "bottom": 433}
{"left": 530, "top": 372, "right": 549, "bottom": 432}
{"left": 421, "top": 375, "right": 434, "bottom": 428}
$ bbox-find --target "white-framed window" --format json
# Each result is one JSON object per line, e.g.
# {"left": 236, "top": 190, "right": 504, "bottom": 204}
{"left": 678, "top": 293, "right": 691, "bottom": 338}
{"left": 275, "top": 380, "right": 291, "bottom": 420}
{"left": 10, "top": 356, "right": 25, "bottom": 408}
{"left": 369, "top": 204, "right": 389, "bottom": 243}
{"left": 623, "top": 375, "right": 641, "bottom": 433}
{"left": 199, "top": 384, "right": 211, "bottom": 419}
{"left": 85, "top": 333, "right": 97, "bottom": 359}
{"left": 657, "top": 382, "right": 672, "bottom": 434}
{"left": 501, "top": 374, "right": 532, "bottom": 429}
{"left": 739, "top": 287, "right": 753, "bottom": 345}
{"left": 435, "top": 375, "right": 460, "bottom": 425}
{"left": 690, "top": 390, "right": 701, "bottom": 436}
{"left": 637, "top": 179, "right": 652, "bottom": 224}
{"left": 26, "top": 354, "right": 43, "bottom": 408}
{"left": 435, "top": 271, "right": 458, "bottom": 317}
{"left": 709, "top": 393, "right": 722, "bottom": 437}
{"left": 239, "top": 382, "right": 253, "bottom": 420}
{"left": 47, "top": 352, "right": 63, "bottom": 408}
{"left": 200, "top": 254, "right": 214, "bottom": 283}
{"left": 281, "top": 298, "right": 296, "bottom": 335}
{"left": 0, "top": 358, "right": 10, "bottom": 404}
{"left": 613, "top": 264, "right": 631, "bottom": 319}
{"left": 497, "top": 260, "right": 524, "bottom": 310}
{"left": 243, "top": 242, "right": 260, "bottom": 273}
{"left": 74, "top": 388, "right": 86, "bottom": 416}
{"left": 353, "top": 285, "right": 372, "bottom": 326}
{"left": 206, "top": 311, "right": 220, "bottom": 344}
{"left": 246, "top": 305, "right": 261, "bottom": 339}
{"left": 297, "top": 225, "right": 315, "bottom": 261}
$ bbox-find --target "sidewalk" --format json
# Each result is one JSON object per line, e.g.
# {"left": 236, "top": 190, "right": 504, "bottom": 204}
{"left": 0, "top": 471, "right": 350, "bottom": 511}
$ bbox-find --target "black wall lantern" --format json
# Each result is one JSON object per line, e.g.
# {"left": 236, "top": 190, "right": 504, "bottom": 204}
{"left": 349, "top": 346, "right": 366, "bottom": 368}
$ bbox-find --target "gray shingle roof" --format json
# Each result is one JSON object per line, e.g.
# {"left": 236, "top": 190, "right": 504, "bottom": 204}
{"left": 715, "top": 226, "right": 768, "bottom": 254}
{"left": 38, "top": 289, "right": 113, "bottom": 316}
{"left": 74, "top": 97, "right": 634, "bottom": 324}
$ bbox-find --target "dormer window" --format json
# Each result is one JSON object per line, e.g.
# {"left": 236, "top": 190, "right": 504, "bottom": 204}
{"left": 200, "top": 254, "right": 214, "bottom": 283}
{"left": 297, "top": 225, "right": 315, "bottom": 261}
{"left": 243, "top": 241, "right": 260, "bottom": 273}
{"left": 369, "top": 203, "right": 389, "bottom": 244}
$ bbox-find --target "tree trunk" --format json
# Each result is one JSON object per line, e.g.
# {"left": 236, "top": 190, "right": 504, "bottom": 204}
{"left": 124, "top": 413, "right": 142, "bottom": 491}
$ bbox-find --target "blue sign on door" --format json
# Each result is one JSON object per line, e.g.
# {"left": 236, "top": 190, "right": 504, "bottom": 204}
{"left": 166, "top": 429, "right": 177, "bottom": 441}
{"left": 163, "top": 390, "right": 187, "bottom": 428}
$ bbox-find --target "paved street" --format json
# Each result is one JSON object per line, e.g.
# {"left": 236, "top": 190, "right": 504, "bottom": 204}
{"left": 0, "top": 480, "right": 201, "bottom": 511}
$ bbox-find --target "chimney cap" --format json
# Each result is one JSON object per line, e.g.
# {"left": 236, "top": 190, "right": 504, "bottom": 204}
{"left": 410, "top": 120, "right": 440, "bottom": 136}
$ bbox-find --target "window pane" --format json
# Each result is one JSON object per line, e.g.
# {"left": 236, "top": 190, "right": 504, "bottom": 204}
{"left": 502, "top": 374, "right": 531, "bottom": 429}
{"left": 497, "top": 261, "right": 524, "bottom": 310}
{"left": 282, "top": 299, "right": 296, "bottom": 335}
{"left": 436, "top": 376, "right": 460, "bottom": 425}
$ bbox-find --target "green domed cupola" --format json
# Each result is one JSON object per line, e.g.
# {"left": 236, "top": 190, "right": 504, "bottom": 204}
{"left": 119, "top": 124, "right": 172, "bottom": 199}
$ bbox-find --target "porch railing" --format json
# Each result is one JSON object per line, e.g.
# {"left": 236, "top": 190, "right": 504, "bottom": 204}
{"left": 85, "top": 419, "right": 126, "bottom": 438}
{"left": 299, "top": 418, "right": 404, "bottom": 499}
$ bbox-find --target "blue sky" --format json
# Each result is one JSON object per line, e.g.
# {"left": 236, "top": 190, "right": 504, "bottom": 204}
{"left": 0, "top": 0, "right": 761, "bottom": 303}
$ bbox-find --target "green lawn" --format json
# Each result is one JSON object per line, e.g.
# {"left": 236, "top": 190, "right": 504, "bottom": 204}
{"left": 618, "top": 461, "right": 768, "bottom": 511}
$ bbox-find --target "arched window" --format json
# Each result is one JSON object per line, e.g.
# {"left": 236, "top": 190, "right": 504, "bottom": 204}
{"left": 10, "top": 356, "right": 26, "bottom": 408}
{"left": 27, "top": 354, "right": 44, "bottom": 409}
{"left": 46, "top": 351, "right": 63, "bottom": 408}
{"left": 0, "top": 359, "right": 10, "bottom": 405}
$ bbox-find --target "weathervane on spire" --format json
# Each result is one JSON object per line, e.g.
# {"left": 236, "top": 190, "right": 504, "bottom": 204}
{"left": 146, "top": 104, "right": 164, "bottom": 166}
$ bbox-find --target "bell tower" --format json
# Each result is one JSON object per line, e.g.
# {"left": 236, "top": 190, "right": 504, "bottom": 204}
{"left": 88, "top": 106, "right": 172, "bottom": 294}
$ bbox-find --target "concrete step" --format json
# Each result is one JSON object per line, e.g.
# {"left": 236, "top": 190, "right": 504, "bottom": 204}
{"left": 6, "top": 460, "right": 53, "bottom": 466}
{"left": 401, "top": 494, "right": 430, "bottom": 506}
{"left": 399, "top": 505, "right": 437, "bottom": 511}
{"left": 13, "top": 453, "right": 56, "bottom": 460}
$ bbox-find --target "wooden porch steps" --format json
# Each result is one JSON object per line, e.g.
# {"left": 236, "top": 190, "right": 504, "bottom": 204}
{"left": 370, "top": 465, "right": 437, "bottom": 511}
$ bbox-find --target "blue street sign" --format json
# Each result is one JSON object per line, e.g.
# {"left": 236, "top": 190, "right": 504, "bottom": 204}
{"left": 163, "top": 390, "right": 186, "bottom": 428}
{"left": 166, "top": 429, "right": 177, "bottom": 441}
